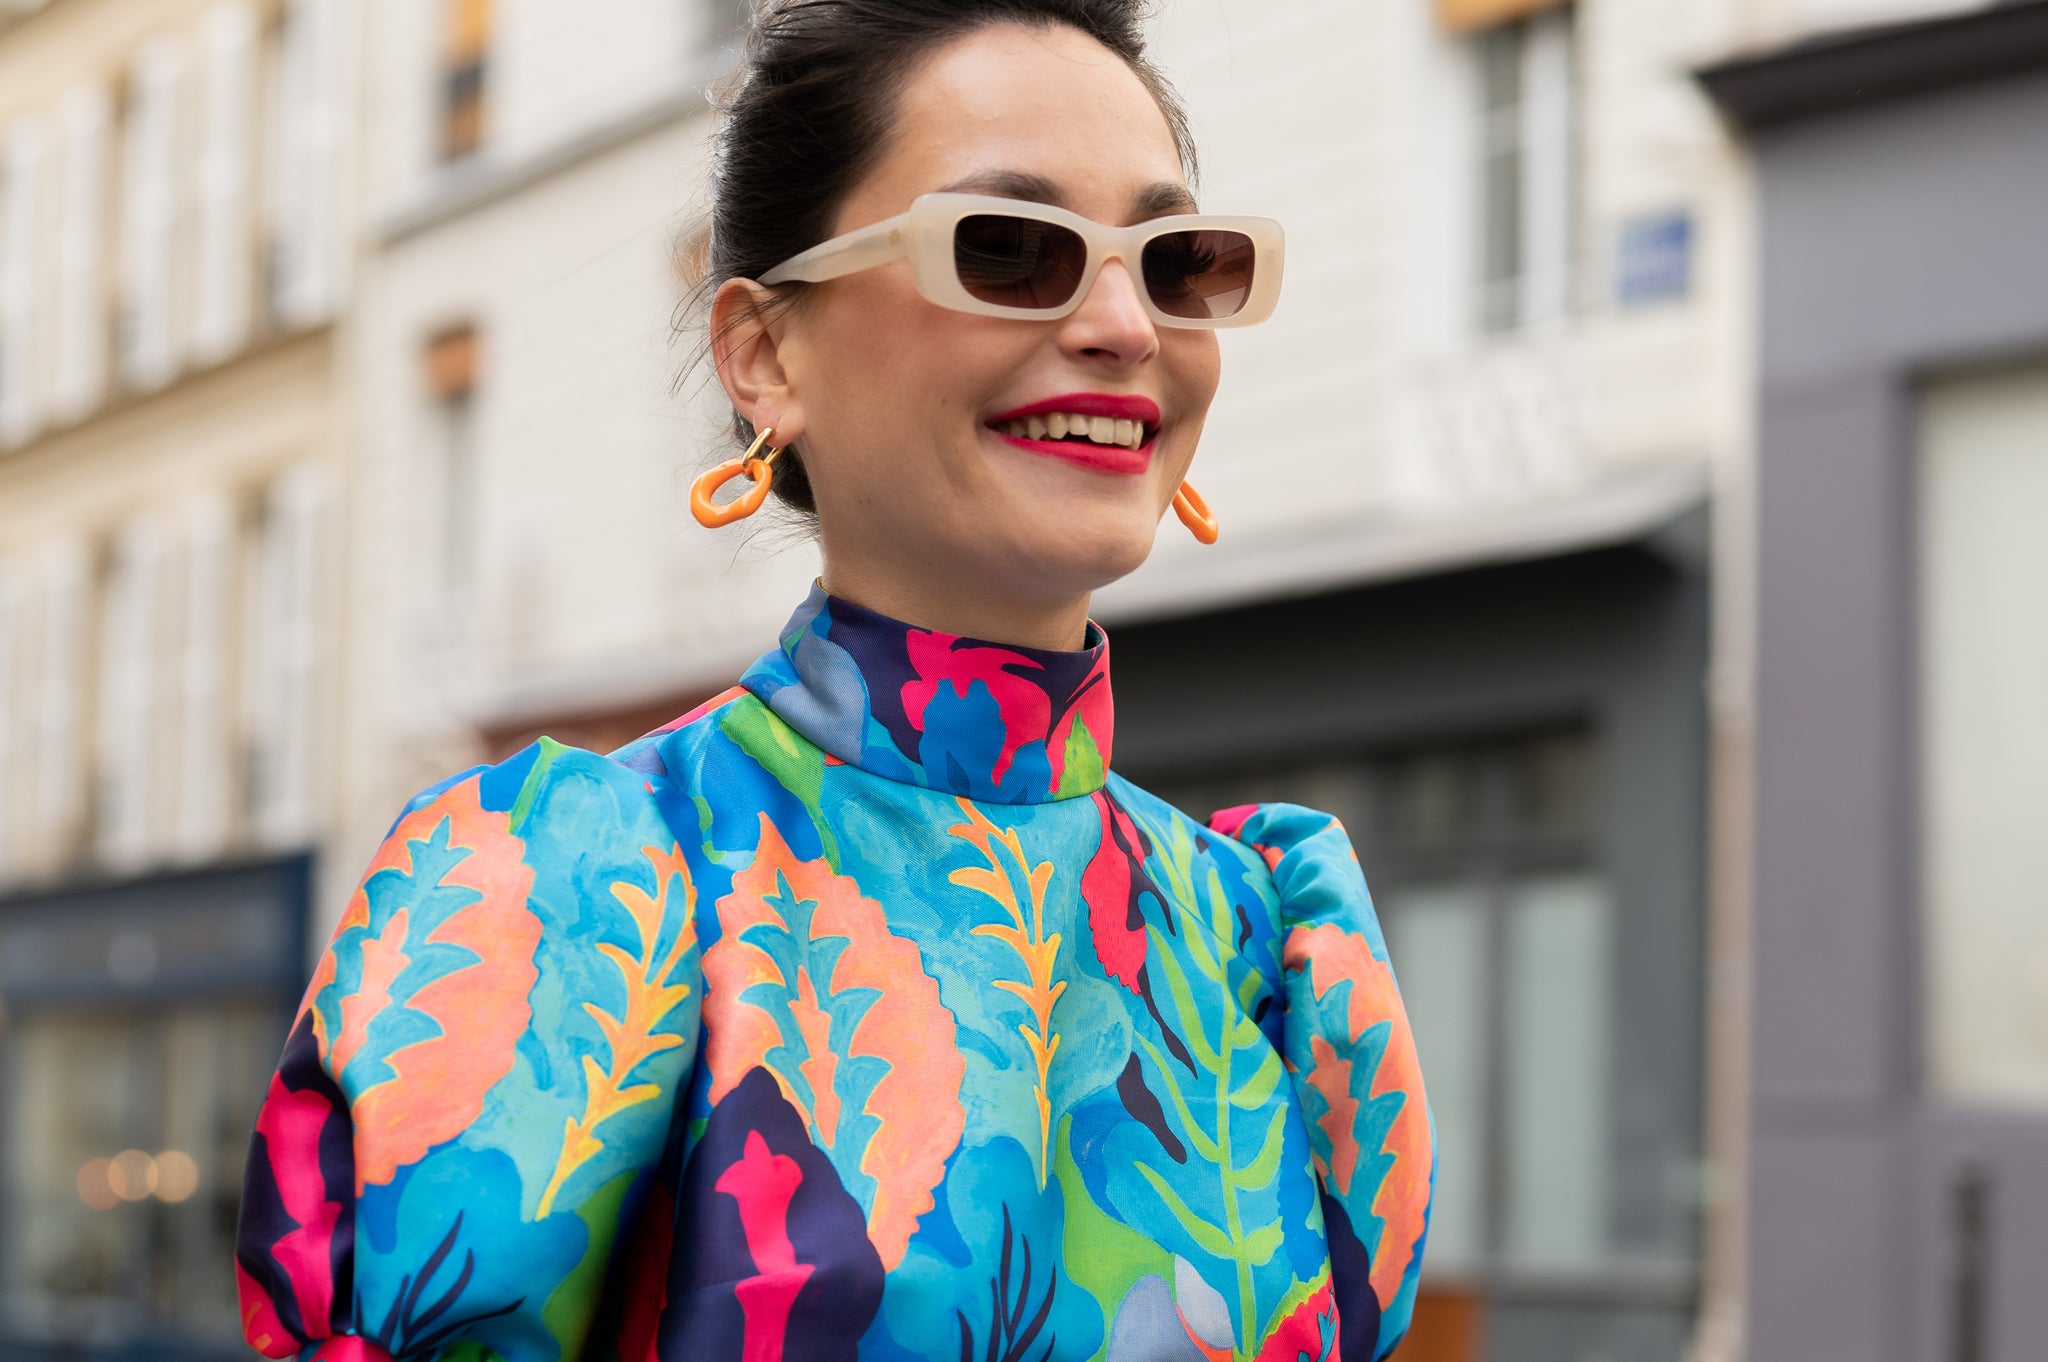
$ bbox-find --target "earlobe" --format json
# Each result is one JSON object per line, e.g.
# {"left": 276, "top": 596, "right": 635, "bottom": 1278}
{"left": 710, "top": 277, "right": 804, "bottom": 442}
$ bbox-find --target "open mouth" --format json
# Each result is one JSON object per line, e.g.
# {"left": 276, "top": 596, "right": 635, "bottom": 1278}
{"left": 983, "top": 394, "right": 1163, "bottom": 471}
{"left": 991, "top": 410, "right": 1155, "bottom": 452}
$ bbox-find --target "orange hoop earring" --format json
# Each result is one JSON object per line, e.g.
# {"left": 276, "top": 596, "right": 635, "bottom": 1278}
{"left": 691, "top": 427, "right": 783, "bottom": 528}
{"left": 1173, "top": 481, "right": 1219, "bottom": 545}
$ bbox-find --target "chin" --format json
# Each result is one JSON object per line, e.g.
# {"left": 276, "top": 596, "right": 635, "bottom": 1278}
{"left": 997, "top": 502, "right": 1161, "bottom": 597}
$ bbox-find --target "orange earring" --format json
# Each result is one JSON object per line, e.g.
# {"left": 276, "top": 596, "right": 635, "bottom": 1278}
{"left": 1173, "top": 481, "right": 1219, "bottom": 544}
{"left": 691, "top": 426, "right": 783, "bottom": 528}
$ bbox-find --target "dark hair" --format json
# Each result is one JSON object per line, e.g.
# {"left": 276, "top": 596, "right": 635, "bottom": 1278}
{"left": 706, "top": 0, "right": 1197, "bottom": 514}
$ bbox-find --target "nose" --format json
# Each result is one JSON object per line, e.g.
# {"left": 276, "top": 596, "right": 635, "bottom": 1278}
{"left": 1056, "top": 257, "right": 1159, "bottom": 368}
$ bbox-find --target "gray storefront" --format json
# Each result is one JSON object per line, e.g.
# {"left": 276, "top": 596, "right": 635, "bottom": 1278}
{"left": 0, "top": 858, "right": 309, "bottom": 1361}
{"left": 1701, "top": 6, "right": 2048, "bottom": 1360}
{"left": 1112, "top": 523, "right": 1711, "bottom": 1362}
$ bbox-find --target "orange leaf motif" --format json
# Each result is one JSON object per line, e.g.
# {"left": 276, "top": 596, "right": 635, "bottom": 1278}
{"left": 1283, "top": 922, "right": 1433, "bottom": 1313}
{"left": 332, "top": 777, "right": 543, "bottom": 1193}
{"left": 704, "top": 815, "right": 966, "bottom": 1270}
{"left": 1303, "top": 1034, "right": 1361, "bottom": 1194}
{"left": 538, "top": 843, "right": 699, "bottom": 1218}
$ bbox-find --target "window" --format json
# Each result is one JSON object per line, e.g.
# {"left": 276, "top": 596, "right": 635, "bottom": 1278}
{"left": 0, "top": 1003, "right": 274, "bottom": 1346}
{"left": 0, "top": 861, "right": 305, "bottom": 1353}
{"left": 0, "top": 567, "right": 16, "bottom": 884}
{"left": 31, "top": 543, "right": 88, "bottom": 871}
{"left": 0, "top": 115, "right": 49, "bottom": 445}
{"left": 1153, "top": 729, "right": 1690, "bottom": 1361}
{"left": 173, "top": 498, "right": 233, "bottom": 862}
{"left": 118, "top": 36, "right": 183, "bottom": 391}
{"left": 52, "top": 83, "right": 110, "bottom": 423}
{"left": 1475, "top": 8, "right": 1576, "bottom": 333}
{"left": 191, "top": 1, "right": 257, "bottom": 364}
{"left": 1920, "top": 364, "right": 2048, "bottom": 1109}
{"left": 264, "top": 0, "right": 341, "bottom": 328}
{"left": 424, "top": 323, "right": 480, "bottom": 596}
{"left": 95, "top": 521, "right": 166, "bottom": 871}
{"left": 244, "top": 466, "right": 329, "bottom": 848}
{"left": 440, "top": 0, "right": 491, "bottom": 161}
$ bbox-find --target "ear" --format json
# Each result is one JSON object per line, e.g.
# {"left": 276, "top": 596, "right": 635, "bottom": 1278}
{"left": 711, "top": 278, "right": 804, "bottom": 445}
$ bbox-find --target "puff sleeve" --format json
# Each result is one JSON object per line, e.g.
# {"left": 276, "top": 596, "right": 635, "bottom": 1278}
{"left": 1208, "top": 803, "right": 1435, "bottom": 1361}
{"left": 235, "top": 740, "right": 704, "bottom": 1362}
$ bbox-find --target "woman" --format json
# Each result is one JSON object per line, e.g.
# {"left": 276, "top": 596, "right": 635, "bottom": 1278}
{"left": 236, "top": 2, "right": 1432, "bottom": 1359}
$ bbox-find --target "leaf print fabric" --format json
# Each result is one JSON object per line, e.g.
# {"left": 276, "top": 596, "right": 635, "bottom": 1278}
{"left": 237, "top": 584, "right": 1431, "bottom": 1361}
{"left": 701, "top": 814, "right": 966, "bottom": 1270}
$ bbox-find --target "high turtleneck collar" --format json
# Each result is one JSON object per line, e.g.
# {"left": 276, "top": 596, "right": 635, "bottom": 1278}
{"left": 739, "top": 584, "right": 1114, "bottom": 804}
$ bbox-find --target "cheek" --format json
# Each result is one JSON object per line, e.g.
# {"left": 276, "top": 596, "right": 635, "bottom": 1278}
{"left": 1162, "top": 336, "right": 1222, "bottom": 477}
{"left": 1174, "top": 334, "right": 1223, "bottom": 409}
{"left": 809, "top": 282, "right": 1020, "bottom": 432}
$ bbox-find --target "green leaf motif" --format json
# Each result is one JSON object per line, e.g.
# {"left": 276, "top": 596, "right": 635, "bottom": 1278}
{"left": 718, "top": 698, "right": 841, "bottom": 868}
{"left": 1055, "top": 714, "right": 1106, "bottom": 799}
{"left": 1118, "top": 805, "right": 1305, "bottom": 1357}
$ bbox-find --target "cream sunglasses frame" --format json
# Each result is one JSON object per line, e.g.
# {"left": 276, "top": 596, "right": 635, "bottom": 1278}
{"left": 758, "top": 192, "right": 1285, "bottom": 329}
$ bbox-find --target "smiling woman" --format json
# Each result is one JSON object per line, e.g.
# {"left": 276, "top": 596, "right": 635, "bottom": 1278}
{"left": 233, "top": 4, "right": 1433, "bottom": 1360}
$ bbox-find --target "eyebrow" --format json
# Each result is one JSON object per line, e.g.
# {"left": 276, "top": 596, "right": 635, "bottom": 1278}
{"left": 935, "top": 169, "right": 1201, "bottom": 219}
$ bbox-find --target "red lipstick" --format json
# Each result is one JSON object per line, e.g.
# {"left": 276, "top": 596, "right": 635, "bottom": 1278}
{"left": 985, "top": 393, "right": 1162, "bottom": 476}
{"left": 988, "top": 393, "right": 1162, "bottom": 426}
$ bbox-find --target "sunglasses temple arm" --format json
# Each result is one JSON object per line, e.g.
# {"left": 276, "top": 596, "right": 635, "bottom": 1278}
{"left": 758, "top": 212, "right": 912, "bottom": 286}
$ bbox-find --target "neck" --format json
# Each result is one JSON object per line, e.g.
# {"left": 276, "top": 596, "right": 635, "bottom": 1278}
{"left": 818, "top": 561, "right": 1094, "bottom": 653}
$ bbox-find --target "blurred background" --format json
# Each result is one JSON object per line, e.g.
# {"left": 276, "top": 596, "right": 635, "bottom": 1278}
{"left": 0, "top": 0, "right": 2042, "bottom": 1358}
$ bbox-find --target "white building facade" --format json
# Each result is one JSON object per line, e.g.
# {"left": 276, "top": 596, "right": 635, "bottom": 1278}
{"left": 0, "top": 0, "right": 352, "bottom": 1356}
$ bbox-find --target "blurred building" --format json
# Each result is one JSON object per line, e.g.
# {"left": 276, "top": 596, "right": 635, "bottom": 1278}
{"left": 0, "top": 0, "right": 351, "bottom": 1355}
{"left": 2, "top": 0, "right": 2034, "bottom": 1359}
{"left": 1701, "top": 5, "right": 2048, "bottom": 1360}
{"left": 333, "top": 0, "right": 809, "bottom": 937}
{"left": 1106, "top": 2, "right": 1747, "bottom": 1357}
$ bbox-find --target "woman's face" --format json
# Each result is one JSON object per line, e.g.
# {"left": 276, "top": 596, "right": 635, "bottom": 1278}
{"left": 739, "top": 23, "right": 1220, "bottom": 629}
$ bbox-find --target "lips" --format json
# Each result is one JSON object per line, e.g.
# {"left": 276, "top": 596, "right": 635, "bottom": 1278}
{"left": 990, "top": 393, "right": 1163, "bottom": 426}
{"left": 985, "top": 392, "right": 1162, "bottom": 475}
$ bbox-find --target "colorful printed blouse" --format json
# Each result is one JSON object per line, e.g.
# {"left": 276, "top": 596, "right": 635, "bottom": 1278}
{"left": 236, "top": 585, "right": 1434, "bottom": 1362}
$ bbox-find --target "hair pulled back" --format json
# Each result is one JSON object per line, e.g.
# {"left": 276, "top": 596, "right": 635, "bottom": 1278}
{"left": 708, "top": 0, "right": 1197, "bottom": 513}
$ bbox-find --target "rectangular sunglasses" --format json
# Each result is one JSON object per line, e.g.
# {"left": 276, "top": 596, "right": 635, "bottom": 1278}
{"left": 759, "top": 192, "right": 1285, "bottom": 329}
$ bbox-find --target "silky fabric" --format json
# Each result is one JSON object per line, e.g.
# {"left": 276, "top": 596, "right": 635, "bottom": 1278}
{"left": 236, "top": 585, "right": 1434, "bottom": 1362}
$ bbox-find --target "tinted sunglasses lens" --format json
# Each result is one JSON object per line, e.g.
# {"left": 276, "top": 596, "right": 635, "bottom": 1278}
{"left": 954, "top": 215, "right": 1088, "bottom": 310}
{"left": 1142, "top": 229, "right": 1258, "bottom": 320}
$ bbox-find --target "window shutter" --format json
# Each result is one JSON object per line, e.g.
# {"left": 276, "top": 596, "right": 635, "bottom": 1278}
{"left": 192, "top": 2, "right": 257, "bottom": 364}
{"left": 1518, "top": 11, "right": 1574, "bottom": 327}
{"left": 96, "top": 521, "right": 161, "bottom": 869}
{"left": 0, "top": 567, "right": 16, "bottom": 884}
{"left": 33, "top": 543, "right": 87, "bottom": 865}
{"left": 175, "top": 496, "right": 233, "bottom": 860}
{"left": 119, "top": 37, "right": 184, "bottom": 391}
{"left": 268, "top": 0, "right": 342, "bottom": 329}
{"left": 0, "top": 116, "right": 50, "bottom": 446}
{"left": 250, "top": 466, "right": 328, "bottom": 847}
{"left": 53, "top": 83, "right": 110, "bottom": 422}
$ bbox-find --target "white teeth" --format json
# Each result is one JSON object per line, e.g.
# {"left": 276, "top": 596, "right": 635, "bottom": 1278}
{"left": 1000, "top": 411, "right": 1151, "bottom": 449}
